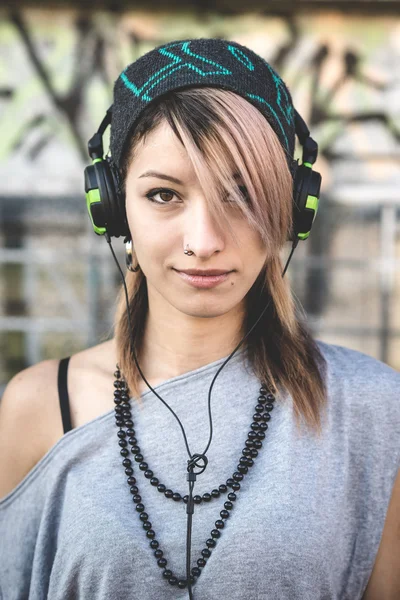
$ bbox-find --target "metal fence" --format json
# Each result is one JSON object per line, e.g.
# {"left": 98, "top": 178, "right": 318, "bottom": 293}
{"left": 1, "top": 192, "right": 399, "bottom": 396}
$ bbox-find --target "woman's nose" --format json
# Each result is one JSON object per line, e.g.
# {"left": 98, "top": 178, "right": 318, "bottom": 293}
{"left": 183, "top": 198, "right": 225, "bottom": 259}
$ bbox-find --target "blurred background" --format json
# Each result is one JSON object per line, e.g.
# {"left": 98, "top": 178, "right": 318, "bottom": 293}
{"left": 0, "top": 0, "right": 399, "bottom": 394}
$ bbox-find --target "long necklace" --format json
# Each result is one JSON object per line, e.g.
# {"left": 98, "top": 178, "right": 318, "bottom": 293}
{"left": 114, "top": 363, "right": 275, "bottom": 589}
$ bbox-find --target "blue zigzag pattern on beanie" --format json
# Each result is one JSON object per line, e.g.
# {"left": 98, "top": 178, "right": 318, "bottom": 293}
{"left": 119, "top": 40, "right": 293, "bottom": 152}
{"left": 120, "top": 41, "right": 232, "bottom": 102}
{"left": 262, "top": 61, "right": 294, "bottom": 127}
{"left": 227, "top": 44, "right": 255, "bottom": 71}
{"left": 246, "top": 93, "right": 289, "bottom": 150}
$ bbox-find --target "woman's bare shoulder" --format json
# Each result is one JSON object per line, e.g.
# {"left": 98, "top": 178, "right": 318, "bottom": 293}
{"left": 0, "top": 338, "right": 116, "bottom": 499}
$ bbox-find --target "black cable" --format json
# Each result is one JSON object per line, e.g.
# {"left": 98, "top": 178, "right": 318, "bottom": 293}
{"left": 105, "top": 232, "right": 299, "bottom": 599}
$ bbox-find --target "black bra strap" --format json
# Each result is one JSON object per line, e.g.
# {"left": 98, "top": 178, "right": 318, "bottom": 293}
{"left": 58, "top": 357, "right": 72, "bottom": 434}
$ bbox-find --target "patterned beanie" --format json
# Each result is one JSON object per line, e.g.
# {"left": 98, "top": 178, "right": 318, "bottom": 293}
{"left": 110, "top": 38, "right": 297, "bottom": 174}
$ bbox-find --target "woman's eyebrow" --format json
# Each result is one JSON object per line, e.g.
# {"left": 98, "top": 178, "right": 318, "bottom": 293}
{"left": 138, "top": 170, "right": 183, "bottom": 185}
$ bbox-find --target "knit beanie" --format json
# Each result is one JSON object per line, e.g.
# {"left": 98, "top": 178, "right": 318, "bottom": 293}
{"left": 110, "top": 38, "right": 297, "bottom": 174}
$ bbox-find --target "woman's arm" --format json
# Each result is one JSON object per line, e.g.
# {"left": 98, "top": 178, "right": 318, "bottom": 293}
{"left": 362, "top": 468, "right": 400, "bottom": 600}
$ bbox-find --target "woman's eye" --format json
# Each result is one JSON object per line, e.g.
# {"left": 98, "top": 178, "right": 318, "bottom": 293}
{"left": 145, "top": 188, "right": 178, "bottom": 204}
{"left": 224, "top": 185, "right": 249, "bottom": 202}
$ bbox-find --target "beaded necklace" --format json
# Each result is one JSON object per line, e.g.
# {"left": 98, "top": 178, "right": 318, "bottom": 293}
{"left": 113, "top": 364, "right": 275, "bottom": 591}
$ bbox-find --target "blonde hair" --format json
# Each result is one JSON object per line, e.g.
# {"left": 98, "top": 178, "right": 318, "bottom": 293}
{"left": 114, "top": 87, "right": 327, "bottom": 434}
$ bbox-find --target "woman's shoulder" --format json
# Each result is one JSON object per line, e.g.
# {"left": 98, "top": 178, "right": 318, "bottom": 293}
{"left": 317, "top": 339, "right": 399, "bottom": 385}
{"left": 0, "top": 338, "right": 117, "bottom": 500}
{"left": 316, "top": 339, "right": 400, "bottom": 428}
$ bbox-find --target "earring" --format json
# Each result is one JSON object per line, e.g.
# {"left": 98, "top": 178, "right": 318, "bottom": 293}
{"left": 184, "top": 244, "right": 194, "bottom": 256}
{"left": 125, "top": 239, "right": 140, "bottom": 272}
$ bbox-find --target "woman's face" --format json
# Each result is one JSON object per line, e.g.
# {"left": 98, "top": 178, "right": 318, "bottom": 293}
{"left": 124, "top": 120, "right": 269, "bottom": 320}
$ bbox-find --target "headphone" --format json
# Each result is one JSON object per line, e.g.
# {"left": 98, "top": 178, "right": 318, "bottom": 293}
{"left": 84, "top": 104, "right": 321, "bottom": 243}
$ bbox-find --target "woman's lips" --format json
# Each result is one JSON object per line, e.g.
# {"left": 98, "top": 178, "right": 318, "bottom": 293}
{"left": 174, "top": 270, "right": 231, "bottom": 289}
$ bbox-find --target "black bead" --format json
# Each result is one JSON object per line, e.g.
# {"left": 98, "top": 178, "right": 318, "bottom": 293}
{"left": 232, "top": 482, "right": 241, "bottom": 491}
{"left": 211, "top": 529, "right": 221, "bottom": 538}
{"left": 163, "top": 569, "right": 172, "bottom": 579}
{"left": 266, "top": 393, "right": 275, "bottom": 401}
{"left": 126, "top": 428, "right": 135, "bottom": 436}
{"left": 202, "top": 493, "right": 211, "bottom": 502}
{"left": 250, "top": 422, "right": 260, "bottom": 431}
{"left": 253, "top": 439, "right": 262, "bottom": 449}
{"left": 191, "top": 567, "right": 201, "bottom": 577}
{"left": 246, "top": 457, "right": 254, "bottom": 467}
{"left": 183, "top": 495, "right": 189, "bottom": 504}
{"left": 139, "top": 462, "right": 148, "bottom": 471}
{"left": 233, "top": 472, "right": 243, "bottom": 482}
{"left": 177, "top": 580, "right": 187, "bottom": 589}
{"left": 150, "top": 540, "right": 159, "bottom": 549}
{"left": 228, "top": 492, "right": 237, "bottom": 502}
{"left": 265, "top": 402, "right": 274, "bottom": 411}
{"left": 115, "top": 406, "right": 123, "bottom": 414}
{"left": 224, "top": 501, "right": 233, "bottom": 510}
{"left": 248, "top": 431, "right": 257, "bottom": 440}
{"left": 237, "top": 464, "right": 248, "bottom": 474}
{"left": 220, "top": 509, "right": 230, "bottom": 519}
{"left": 193, "top": 495, "right": 202, "bottom": 504}
{"left": 131, "top": 445, "right": 140, "bottom": 454}
{"left": 255, "top": 403, "right": 264, "bottom": 413}
{"left": 201, "top": 548, "right": 211, "bottom": 558}
{"left": 250, "top": 449, "right": 258, "bottom": 458}
{"left": 136, "top": 503, "right": 145, "bottom": 512}
{"left": 226, "top": 478, "right": 235, "bottom": 488}
{"left": 125, "top": 468, "right": 133, "bottom": 476}
{"left": 206, "top": 538, "right": 216, "bottom": 548}
{"left": 140, "top": 512, "right": 148, "bottom": 522}
{"left": 120, "top": 449, "right": 129, "bottom": 457}
{"left": 128, "top": 436, "right": 137, "bottom": 444}
{"left": 218, "top": 484, "right": 228, "bottom": 493}
{"left": 242, "top": 448, "right": 251, "bottom": 457}
{"left": 150, "top": 477, "right": 159, "bottom": 486}
{"left": 157, "top": 484, "right": 166, "bottom": 493}
{"left": 211, "top": 489, "right": 220, "bottom": 498}
{"left": 253, "top": 413, "right": 262, "bottom": 422}
{"left": 172, "top": 493, "right": 182, "bottom": 502}
{"left": 144, "top": 470, "right": 153, "bottom": 479}
{"left": 257, "top": 431, "right": 266, "bottom": 440}
{"left": 117, "top": 430, "right": 126, "bottom": 438}
{"left": 258, "top": 395, "right": 266, "bottom": 403}
{"left": 143, "top": 521, "right": 152, "bottom": 531}
{"left": 259, "top": 422, "right": 268, "bottom": 431}
{"left": 124, "top": 419, "right": 133, "bottom": 427}
{"left": 146, "top": 530, "right": 155, "bottom": 538}
{"left": 215, "top": 520, "right": 225, "bottom": 529}
{"left": 239, "top": 456, "right": 249, "bottom": 465}
{"left": 132, "top": 494, "right": 141, "bottom": 503}
{"left": 157, "top": 558, "right": 167, "bottom": 568}
{"left": 245, "top": 440, "right": 254, "bottom": 448}
{"left": 130, "top": 486, "right": 139, "bottom": 495}
{"left": 154, "top": 549, "right": 163, "bottom": 559}
{"left": 197, "top": 558, "right": 206, "bottom": 568}
{"left": 134, "top": 454, "right": 143, "bottom": 462}
{"left": 127, "top": 476, "right": 136, "bottom": 485}
{"left": 164, "top": 489, "right": 173, "bottom": 499}
{"left": 122, "top": 458, "right": 131, "bottom": 467}
{"left": 168, "top": 576, "right": 177, "bottom": 586}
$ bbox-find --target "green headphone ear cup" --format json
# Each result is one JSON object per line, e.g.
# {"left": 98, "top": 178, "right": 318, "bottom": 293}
{"left": 291, "top": 165, "right": 321, "bottom": 242}
{"left": 84, "top": 159, "right": 129, "bottom": 238}
{"left": 84, "top": 164, "right": 107, "bottom": 235}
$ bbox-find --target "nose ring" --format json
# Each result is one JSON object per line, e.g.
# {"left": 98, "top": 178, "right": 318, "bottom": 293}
{"left": 184, "top": 244, "right": 194, "bottom": 256}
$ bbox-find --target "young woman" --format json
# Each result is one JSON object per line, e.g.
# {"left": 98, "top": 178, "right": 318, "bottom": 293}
{"left": 0, "top": 38, "right": 399, "bottom": 600}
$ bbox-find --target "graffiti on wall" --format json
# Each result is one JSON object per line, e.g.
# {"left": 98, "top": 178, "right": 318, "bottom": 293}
{"left": 0, "top": 8, "right": 399, "bottom": 196}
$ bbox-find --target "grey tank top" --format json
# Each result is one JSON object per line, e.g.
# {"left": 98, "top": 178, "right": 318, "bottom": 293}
{"left": 1, "top": 341, "right": 399, "bottom": 600}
